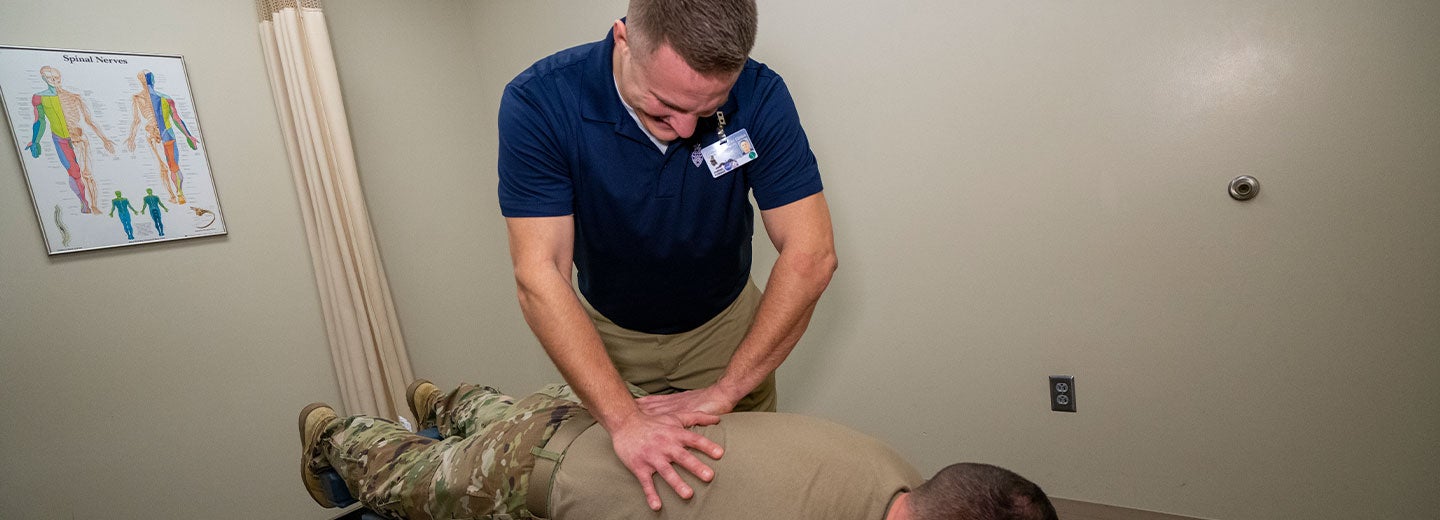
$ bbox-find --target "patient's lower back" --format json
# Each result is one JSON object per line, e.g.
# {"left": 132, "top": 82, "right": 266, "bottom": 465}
{"left": 549, "top": 412, "right": 922, "bottom": 520}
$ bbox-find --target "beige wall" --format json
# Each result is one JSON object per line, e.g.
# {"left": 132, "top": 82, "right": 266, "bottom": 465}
{"left": 0, "top": 0, "right": 340, "bottom": 517}
{"left": 1, "top": 0, "right": 1434, "bottom": 518}
{"left": 329, "top": 1, "right": 1439, "bottom": 519}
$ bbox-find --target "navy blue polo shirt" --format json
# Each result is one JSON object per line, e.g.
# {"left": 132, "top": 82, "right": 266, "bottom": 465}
{"left": 498, "top": 27, "right": 822, "bottom": 334}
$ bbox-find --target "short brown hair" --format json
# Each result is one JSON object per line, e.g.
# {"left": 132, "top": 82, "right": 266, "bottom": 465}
{"left": 910, "top": 463, "right": 1059, "bottom": 520}
{"left": 626, "top": 0, "right": 757, "bottom": 75}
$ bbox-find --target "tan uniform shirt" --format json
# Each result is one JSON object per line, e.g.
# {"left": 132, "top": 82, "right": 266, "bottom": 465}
{"left": 549, "top": 412, "right": 923, "bottom": 520}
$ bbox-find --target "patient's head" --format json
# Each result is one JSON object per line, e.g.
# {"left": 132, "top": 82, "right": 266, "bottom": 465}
{"left": 907, "top": 463, "right": 1058, "bottom": 520}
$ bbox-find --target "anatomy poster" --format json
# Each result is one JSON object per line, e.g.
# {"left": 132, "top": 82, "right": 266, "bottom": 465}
{"left": 1, "top": 46, "right": 226, "bottom": 254}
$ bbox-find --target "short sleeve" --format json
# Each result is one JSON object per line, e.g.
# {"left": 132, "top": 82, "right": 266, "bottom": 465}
{"left": 744, "top": 76, "right": 823, "bottom": 210}
{"left": 498, "top": 83, "right": 574, "bottom": 217}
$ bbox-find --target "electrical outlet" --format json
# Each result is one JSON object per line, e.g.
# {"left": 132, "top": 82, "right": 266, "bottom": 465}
{"left": 1049, "top": 375, "right": 1076, "bottom": 412}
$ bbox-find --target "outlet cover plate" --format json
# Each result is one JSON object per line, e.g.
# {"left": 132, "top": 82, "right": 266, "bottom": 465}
{"left": 1050, "top": 375, "right": 1076, "bottom": 412}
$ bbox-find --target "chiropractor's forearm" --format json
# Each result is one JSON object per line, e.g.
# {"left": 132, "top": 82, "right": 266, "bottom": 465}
{"left": 714, "top": 245, "right": 837, "bottom": 403}
{"left": 513, "top": 265, "right": 639, "bottom": 428}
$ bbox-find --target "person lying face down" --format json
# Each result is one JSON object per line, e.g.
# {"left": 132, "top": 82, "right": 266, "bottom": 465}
{"left": 299, "top": 380, "right": 1058, "bottom": 520}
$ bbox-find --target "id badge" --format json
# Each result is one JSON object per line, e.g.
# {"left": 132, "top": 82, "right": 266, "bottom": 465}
{"left": 700, "top": 128, "right": 759, "bottom": 178}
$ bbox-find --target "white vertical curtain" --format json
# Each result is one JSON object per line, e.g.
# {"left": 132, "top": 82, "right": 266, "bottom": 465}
{"left": 256, "top": 0, "right": 413, "bottom": 421}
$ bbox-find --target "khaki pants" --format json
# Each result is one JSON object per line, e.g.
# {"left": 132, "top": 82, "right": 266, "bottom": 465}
{"left": 581, "top": 279, "right": 777, "bottom": 412}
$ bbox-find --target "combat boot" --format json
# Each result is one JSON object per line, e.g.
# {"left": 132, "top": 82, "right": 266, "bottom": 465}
{"left": 406, "top": 379, "right": 442, "bottom": 430}
{"left": 298, "top": 402, "right": 339, "bottom": 507}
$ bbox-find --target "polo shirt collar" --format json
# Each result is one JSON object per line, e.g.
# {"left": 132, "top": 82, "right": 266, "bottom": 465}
{"left": 582, "top": 25, "right": 666, "bottom": 151}
{"left": 580, "top": 26, "right": 625, "bottom": 124}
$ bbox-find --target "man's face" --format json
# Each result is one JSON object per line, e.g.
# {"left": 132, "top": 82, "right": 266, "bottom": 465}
{"left": 616, "top": 27, "right": 737, "bottom": 141}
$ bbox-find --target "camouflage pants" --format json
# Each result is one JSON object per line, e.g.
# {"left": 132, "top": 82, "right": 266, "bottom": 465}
{"left": 322, "top": 383, "right": 585, "bottom": 520}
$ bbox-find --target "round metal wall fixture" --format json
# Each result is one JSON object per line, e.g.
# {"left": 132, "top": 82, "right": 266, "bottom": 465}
{"left": 1229, "top": 175, "right": 1260, "bottom": 201}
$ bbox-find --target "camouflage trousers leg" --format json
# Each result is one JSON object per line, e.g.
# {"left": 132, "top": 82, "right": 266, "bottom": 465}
{"left": 434, "top": 383, "right": 581, "bottom": 438}
{"left": 322, "top": 383, "right": 584, "bottom": 520}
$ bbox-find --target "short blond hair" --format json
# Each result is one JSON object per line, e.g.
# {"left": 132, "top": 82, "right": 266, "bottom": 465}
{"left": 627, "top": 0, "right": 757, "bottom": 75}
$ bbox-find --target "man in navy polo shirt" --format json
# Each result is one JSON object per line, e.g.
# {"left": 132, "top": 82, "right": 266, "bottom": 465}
{"left": 498, "top": 0, "right": 836, "bottom": 511}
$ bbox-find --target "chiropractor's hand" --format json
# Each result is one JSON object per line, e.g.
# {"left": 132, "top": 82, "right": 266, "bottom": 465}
{"left": 609, "top": 409, "right": 724, "bottom": 511}
{"left": 637, "top": 385, "right": 738, "bottom": 416}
